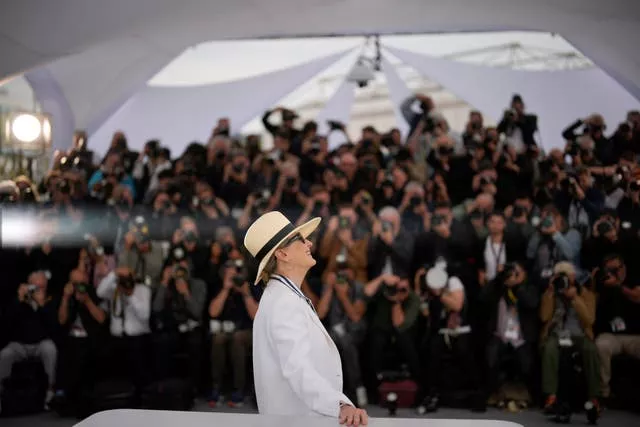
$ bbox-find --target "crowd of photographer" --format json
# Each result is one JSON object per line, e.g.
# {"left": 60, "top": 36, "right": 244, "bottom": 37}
{"left": 0, "top": 95, "right": 639, "bottom": 423}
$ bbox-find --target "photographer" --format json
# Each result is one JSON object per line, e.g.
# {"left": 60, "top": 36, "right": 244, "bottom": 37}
{"left": 319, "top": 205, "right": 369, "bottom": 283}
{"left": 527, "top": 205, "right": 581, "bottom": 287}
{"left": 365, "top": 274, "right": 421, "bottom": 384}
{"left": 616, "top": 178, "right": 640, "bottom": 230}
{"left": 397, "top": 182, "right": 430, "bottom": 233}
{"left": 172, "top": 217, "right": 209, "bottom": 280}
{"left": 138, "top": 144, "right": 172, "bottom": 203}
{"left": 220, "top": 152, "right": 251, "bottom": 212}
{"left": 0, "top": 271, "right": 58, "bottom": 412}
{"left": 207, "top": 257, "right": 258, "bottom": 407}
{"left": 88, "top": 151, "right": 136, "bottom": 200}
{"left": 96, "top": 266, "right": 151, "bottom": 391}
{"left": 497, "top": 94, "right": 538, "bottom": 154}
{"left": 148, "top": 190, "right": 179, "bottom": 240}
{"left": 152, "top": 247, "right": 206, "bottom": 390}
{"left": 56, "top": 268, "right": 106, "bottom": 413}
{"left": 368, "top": 207, "right": 414, "bottom": 280}
{"left": 539, "top": 262, "right": 600, "bottom": 421}
{"left": 119, "top": 216, "right": 165, "bottom": 291}
{"left": 317, "top": 265, "right": 368, "bottom": 408}
{"left": 418, "top": 265, "right": 484, "bottom": 413}
{"left": 269, "top": 160, "right": 308, "bottom": 221}
{"left": 562, "top": 114, "right": 611, "bottom": 165}
{"left": 238, "top": 188, "right": 273, "bottom": 230}
{"left": 594, "top": 255, "right": 640, "bottom": 402}
{"left": 481, "top": 263, "right": 538, "bottom": 407}
{"left": 581, "top": 211, "right": 632, "bottom": 273}
{"left": 462, "top": 110, "right": 485, "bottom": 151}
{"left": 554, "top": 167, "right": 604, "bottom": 236}
{"left": 477, "top": 211, "right": 526, "bottom": 287}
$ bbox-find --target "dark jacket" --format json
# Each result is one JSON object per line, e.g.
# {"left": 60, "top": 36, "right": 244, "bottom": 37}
{"left": 498, "top": 113, "right": 538, "bottom": 147}
{"left": 480, "top": 279, "right": 539, "bottom": 344}
{"left": 368, "top": 228, "right": 415, "bottom": 279}
{"left": 4, "top": 296, "right": 57, "bottom": 344}
{"left": 58, "top": 286, "right": 106, "bottom": 338}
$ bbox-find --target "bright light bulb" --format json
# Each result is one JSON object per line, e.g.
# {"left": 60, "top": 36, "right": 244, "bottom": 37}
{"left": 11, "top": 114, "right": 42, "bottom": 143}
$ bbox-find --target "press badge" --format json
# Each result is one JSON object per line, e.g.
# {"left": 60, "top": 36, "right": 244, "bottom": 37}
{"left": 611, "top": 317, "right": 626, "bottom": 333}
{"left": 505, "top": 319, "right": 519, "bottom": 341}
{"left": 210, "top": 319, "right": 222, "bottom": 334}
{"left": 332, "top": 323, "right": 346, "bottom": 338}
{"left": 558, "top": 330, "right": 573, "bottom": 348}
{"left": 222, "top": 320, "right": 236, "bottom": 333}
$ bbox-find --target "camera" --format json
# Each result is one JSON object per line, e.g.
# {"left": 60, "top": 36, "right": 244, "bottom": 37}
{"left": 226, "top": 259, "right": 246, "bottom": 286}
{"left": 335, "top": 253, "right": 348, "bottom": 270}
{"left": 469, "top": 209, "right": 485, "bottom": 222}
{"left": 431, "top": 213, "right": 446, "bottom": 227}
{"left": 336, "top": 271, "right": 349, "bottom": 284}
{"left": 361, "top": 192, "right": 373, "bottom": 206}
{"left": 73, "top": 281, "right": 88, "bottom": 293}
{"left": 597, "top": 220, "right": 614, "bottom": 236}
{"left": 409, "top": 195, "right": 422, "bottom": 208}
{"left": 172, "top": 265, "right": 189, "bottom": 280}
{"left": 26, "top": 284, "right": 38, "bottom": 295}
{"left": 613, "top": 166, "right": 629, "bottom": 186}
{"left": 117, "top": 274, "right": 135, "bottom": 291}
{"left": 540, "top": 215, "right": 554, "bottom": 229}
{"left": 381, "top": 220, "right": 393, "bottom": 233}
{"left": 327, "top": 120, "right": 343, "bottom": 131}
{"left": 552, "top": 274, "right": 570, "bottom": 294}
{"left": 183, "top": 230, "right": 198, "bottom": 244}
{"left": 285, "top": 176, "right": 297, "bottom": 189}
{"left": 383, "top": 282, "right": 397, "bottom": 298}
{"left": 479, "top": 176, "right": 494, "bottom": 187}
{"left": 338, "top": 216, "right": 351, "bottom": 229}
{"left": 232, "top": 163, "right": 244, "bottom": 174}
{"left": 512, "top": 204, "right": 527, "bottom": 219}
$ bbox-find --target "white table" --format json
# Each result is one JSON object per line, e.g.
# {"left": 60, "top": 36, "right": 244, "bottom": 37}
{"left": 75, "top": 409, "right": 524, "bottom": 427}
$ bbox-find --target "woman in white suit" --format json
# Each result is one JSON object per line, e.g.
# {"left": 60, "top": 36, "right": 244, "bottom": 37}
{"left": 244, "top": 211, "right": 368, "bottom": 426}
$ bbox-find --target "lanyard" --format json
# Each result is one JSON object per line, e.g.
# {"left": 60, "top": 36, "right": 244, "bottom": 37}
{"left": 488, "top": 238, "right": 505, "bottom": 266}
{"left": 272, "top": 274, "right": 316, "bottom": 314}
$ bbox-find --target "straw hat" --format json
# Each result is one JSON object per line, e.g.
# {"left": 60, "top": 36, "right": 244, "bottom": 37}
{"left": 244, "top": 211, "right": 320, "bottom": 285}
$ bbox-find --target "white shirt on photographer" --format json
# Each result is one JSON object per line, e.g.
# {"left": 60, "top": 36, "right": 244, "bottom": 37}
{"left": 97, "top": 271, "right": 151, "bottom": 337}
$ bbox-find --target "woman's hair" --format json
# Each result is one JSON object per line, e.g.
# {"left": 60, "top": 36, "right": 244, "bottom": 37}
{"left": 261, "top": 255, "right": 278, "bottom": 284}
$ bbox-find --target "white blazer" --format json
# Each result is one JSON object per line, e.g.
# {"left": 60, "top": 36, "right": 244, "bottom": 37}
{"left": 253, "top": 276, "right": 353, "bottom": 417}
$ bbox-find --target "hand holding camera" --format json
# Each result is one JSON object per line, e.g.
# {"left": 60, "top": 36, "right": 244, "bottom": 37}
{"left": 116, "top": 271, "right": 136, "bottom": 296}
{"left": 540, "top": 215, "right": 557, "bottom": 235}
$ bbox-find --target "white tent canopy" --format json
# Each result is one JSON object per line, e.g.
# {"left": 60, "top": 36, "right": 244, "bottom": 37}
{"left": 2, "top": 0, "right": 640, "bottom": 152}
{"left": 386, "top": 46, "right": 639, "bottom": 149}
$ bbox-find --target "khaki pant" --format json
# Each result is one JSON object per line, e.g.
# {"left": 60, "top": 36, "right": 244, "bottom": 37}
{"left": 595, "top": 333, "right": 640, "bottom": 398}
{"left": 211, "top": 329, "right": 252, "bottom": 392}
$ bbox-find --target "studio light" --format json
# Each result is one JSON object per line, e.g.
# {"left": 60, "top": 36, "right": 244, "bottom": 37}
{"left": 1, "top": 111, "right": 52, "bottom": 152}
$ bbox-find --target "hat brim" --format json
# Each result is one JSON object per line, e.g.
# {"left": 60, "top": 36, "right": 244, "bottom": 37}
{"left": 253, "top": 217, "right": 321, "bottom": 285}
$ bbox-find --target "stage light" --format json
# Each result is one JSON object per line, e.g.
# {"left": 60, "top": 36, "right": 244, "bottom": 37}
{"left": 1, "top": 111, "right": 52, "bottom": 152}
{"left": 11, "top": 114, "right": 42, "bottom": 143}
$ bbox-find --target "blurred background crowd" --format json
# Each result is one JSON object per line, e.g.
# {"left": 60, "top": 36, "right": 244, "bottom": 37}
{"left": 1, "top": 93, "right": 639, "bottom": 423}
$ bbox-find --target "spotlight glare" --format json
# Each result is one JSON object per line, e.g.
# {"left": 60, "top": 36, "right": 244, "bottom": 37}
{"left": 11, "top": 114, "right": 42, "bottom": 143}
{"left": 42, "top": 118, "right": 52, "bottom": 142}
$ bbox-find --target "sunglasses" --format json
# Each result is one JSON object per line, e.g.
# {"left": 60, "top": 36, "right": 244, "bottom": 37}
{"left": 282, "top": 233, "right": 305, "bottom": 247}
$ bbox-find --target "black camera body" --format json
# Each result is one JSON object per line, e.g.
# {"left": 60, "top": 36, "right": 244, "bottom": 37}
{"left": 117, "top": 274, "right": 135, "bottom": 291}
{"left": 73, "top": 281, "right": 88, "bottom": 294}
{"left": 383, "top": 282, "right": 397, "bottom": 298}
{"left": 338, "top": 216, "right": 351, "bottom": 229}
{"left": 172, "top": 265, "right": 189, "bottom": 281}
{"left": 226, "top": 259, "right": 246, "bottom": 286}
{"left": 597, "top": 220, "right": 614, "bottom": 236}
{"left": 552, "top": 273, "right": 571, "bottom": 295}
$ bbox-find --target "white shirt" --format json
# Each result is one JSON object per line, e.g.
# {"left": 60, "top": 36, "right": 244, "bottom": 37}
{"left": 97, "top": 271, "right": 151, "bottom": 337}
{"left": 253, "top": 274, "right": 352, "bottom": 417}
{"left": 484, "top": 236, "right": 506, "bottom": 282}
